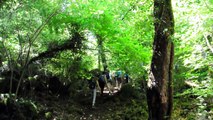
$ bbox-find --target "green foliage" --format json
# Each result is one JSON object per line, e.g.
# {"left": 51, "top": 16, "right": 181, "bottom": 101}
{"left": 173, "top": 0, "right": 213, "bottom": 119}
{"left": 173, "top": 0, "right": 213, "bottom": 95}
{"left": 0, "top": 0, "right": 153, "bottom": 86}
{"left": 62, "top": 0, "right": 153, "bottom": 73}
{"left": 0, "top": 0, "right": 212, "bottom": 119}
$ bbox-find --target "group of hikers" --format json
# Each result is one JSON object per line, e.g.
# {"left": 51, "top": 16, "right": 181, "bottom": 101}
{"left": 88, "top": 69, "right": 129, "bottom": 108}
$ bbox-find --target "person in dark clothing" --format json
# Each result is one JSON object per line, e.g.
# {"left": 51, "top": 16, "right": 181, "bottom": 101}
{"left": 105, "top": 69, "right": 114, "bottom": 94}
{"left": 116, "top": 70, "right": 123, "bottom": 90}
{"left": 98, "top": 71, "right": 106, "bottom": 96}
{"left": 88, "top": 76, "right": 100, "bottom": 108}
{"left": 124, "top": 72, "right": 129, "bottom": 83}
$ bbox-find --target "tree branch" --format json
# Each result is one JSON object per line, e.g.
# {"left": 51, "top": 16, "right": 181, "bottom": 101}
{"left": 28, "top": 31, "right": 84, "bottom": 65}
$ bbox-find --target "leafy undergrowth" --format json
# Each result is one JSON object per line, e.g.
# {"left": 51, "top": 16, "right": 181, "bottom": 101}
{"left": 172, "top": 94, "right": 213, "bottom": 120}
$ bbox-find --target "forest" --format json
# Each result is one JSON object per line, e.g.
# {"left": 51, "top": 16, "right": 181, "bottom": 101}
{"left": 0, "top": 0, "right": 212, "bottom": 120}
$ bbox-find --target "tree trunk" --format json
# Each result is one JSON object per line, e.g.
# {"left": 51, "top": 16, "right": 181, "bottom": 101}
{"left": 97, "top": 35, "right": 107, "bottom": 72}
{"left": 147, "top": 0, "right": 174, "bottom": 120}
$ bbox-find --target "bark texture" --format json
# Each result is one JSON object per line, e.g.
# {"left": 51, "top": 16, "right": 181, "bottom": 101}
{"left": 147, "top": 0, "right": 174, "bottom": 120}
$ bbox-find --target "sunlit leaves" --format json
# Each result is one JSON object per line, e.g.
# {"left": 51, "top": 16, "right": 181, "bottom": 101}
{"left": 173, "top": 0, "right": 213, "bottom": 100}
{"left": 54, "top": 0, "right": 153, "bottom": 76}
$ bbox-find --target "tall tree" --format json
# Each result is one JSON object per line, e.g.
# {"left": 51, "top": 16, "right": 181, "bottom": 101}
{"left": 97, "top": 35, "right": 107, "bottom": 71}
{"left": 146, "top": 0, "right": 174, "bottom": 120}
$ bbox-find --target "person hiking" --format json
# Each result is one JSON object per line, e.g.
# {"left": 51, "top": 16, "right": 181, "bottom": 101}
{"left": 98, "top": 71, "right": 107, "bottom": 96}
{"left": 88, "top": 75, "right": 100, "bottom": 108}
{"left": 98, "top": 71, "right": 113, "bottom": 96}
{"left": 116, "top": 69, "right": 123, "bottom": 90}
{"left": 112, "top": 71, "right": 118, "bottom": 87}
{"left": 124, "top": 72, "right": 129, "bottom": 83}
{"left": 105, "top": 69, "right": 114, "bottom": 95}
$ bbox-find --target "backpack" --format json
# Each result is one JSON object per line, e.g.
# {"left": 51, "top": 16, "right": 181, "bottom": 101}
{"left": 116, "top": 71, "right": 122, "bottom": 78}
{"left": 106, "top": 72, "right": 110, "bottom": 80}
{"left": 124, "top": 73, "right": 129, "bottom": 79}
{"left": 99, "top": 75, "right": 105, "bottom": 83}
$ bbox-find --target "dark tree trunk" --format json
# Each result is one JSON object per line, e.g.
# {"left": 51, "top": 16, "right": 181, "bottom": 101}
{"left": 147, "top": 0, "right": 174, "bottom": 120}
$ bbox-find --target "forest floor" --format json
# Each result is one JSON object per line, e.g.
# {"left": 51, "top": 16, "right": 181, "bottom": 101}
{"left": 34, "top": 85, "right": 148, "bottom": 120}
{"left": 0, "top": 81, "right": 147, "bottom": 120}
{"left": 1, "top": 84, "right": 212, "bottom": 120}
{"left": 37, "top": 87, "right": 213, "bottom": 120}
